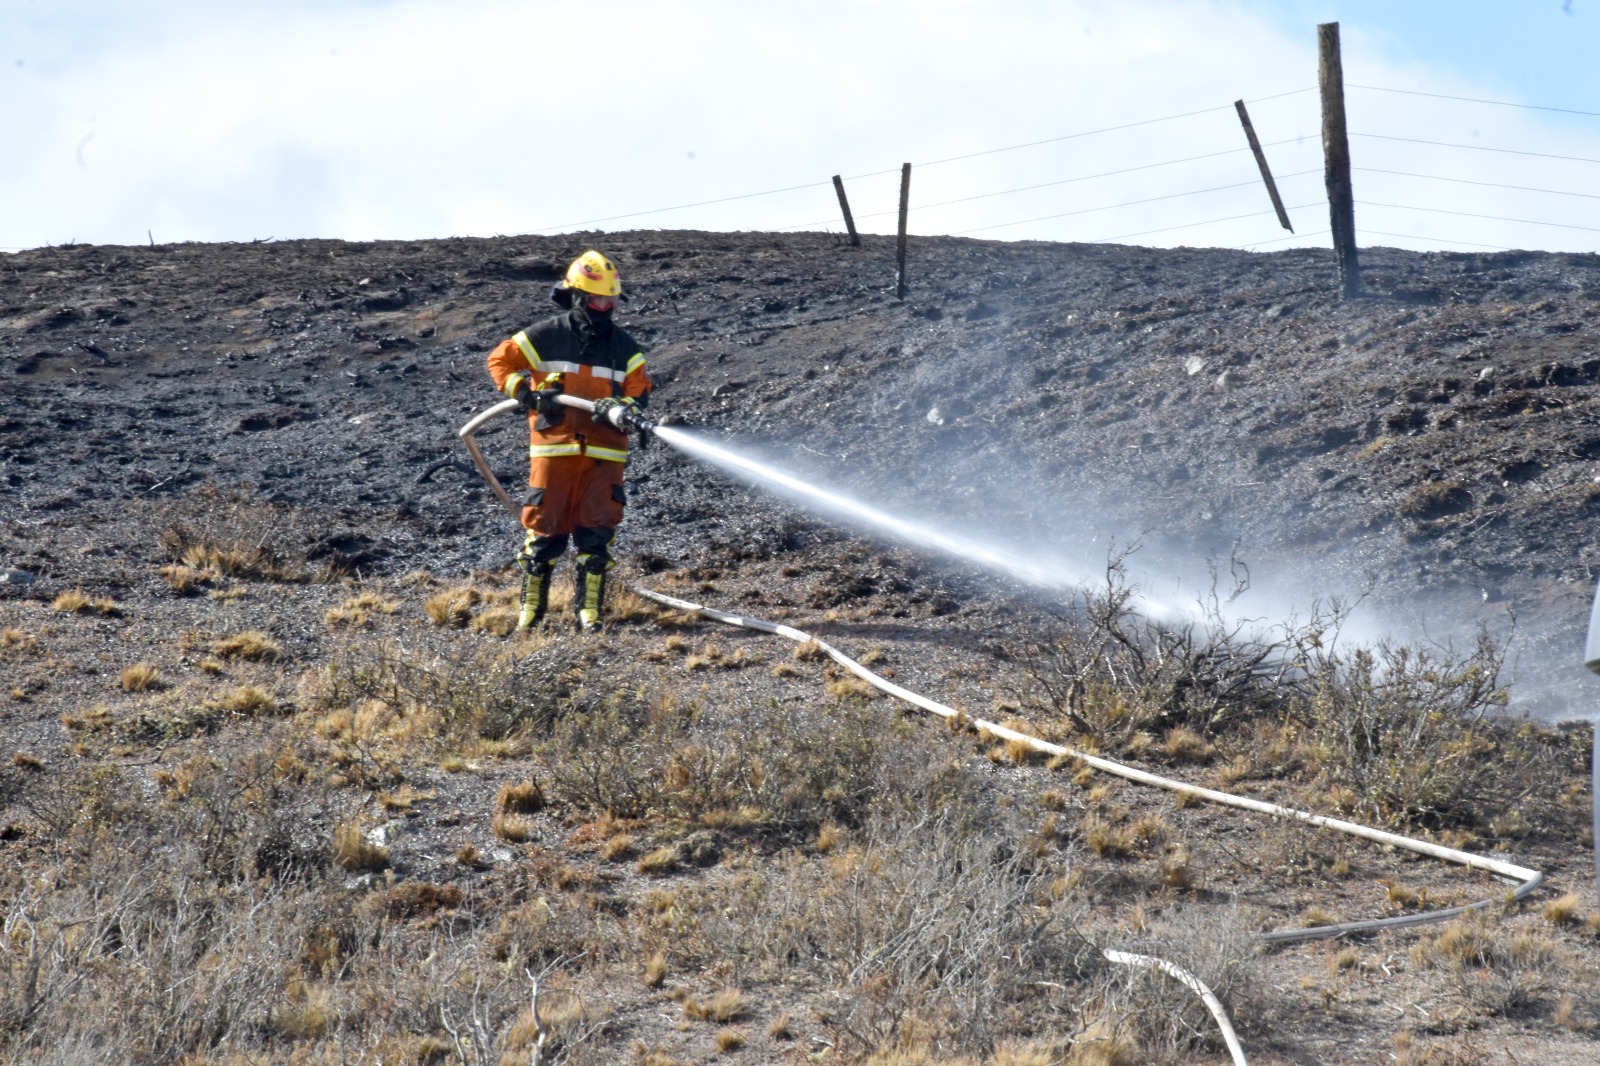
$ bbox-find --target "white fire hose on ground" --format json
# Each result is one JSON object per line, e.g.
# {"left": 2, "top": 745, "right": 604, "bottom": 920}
{"left": 459, "top": 399, "right": 1547, "bottom": 1066}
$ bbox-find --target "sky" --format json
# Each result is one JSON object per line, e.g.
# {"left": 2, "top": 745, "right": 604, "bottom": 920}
{"left": 4, "top": 0, "right": 1599, "bottom": 255}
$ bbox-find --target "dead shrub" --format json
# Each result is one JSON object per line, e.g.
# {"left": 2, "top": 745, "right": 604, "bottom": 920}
{"left": 307, "top": 633, "right": 579, "bottom": 745}
{"left": 152, "top": 483, "right": 309, "bottom": 580}
{"left": 1410, "top": 914, "right": 1563, "bottom": 1017}
{"left": 1089, "top": 904, "right": 1264, "bottom": 1061}
{"left": 1009, "top": 547, "right": 1292, "bottom": 745}
{"left": 709, "top": 802, "right": 1094, "bottom": 1059}
{"left": 1292, "top": 629, "right": 1562, "bottom": 829}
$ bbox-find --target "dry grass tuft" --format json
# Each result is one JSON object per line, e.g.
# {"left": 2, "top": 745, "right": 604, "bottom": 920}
{"left": 492, "top": 810, "right": 535, "bottom": 843}
{"left": 497, "top": 778, "right": 546, "bottom": 814}
{"left": 637, "top": 846, "right": 678, "bottom": 877}
{"left": 469, "top": 607, "right": 519, "bottom": 637}
{"left": 120, "top": 662, "right": 165, "bottom": 693}
{"left": 1542, "top": 893, "right": 1585, "bottom": 928}
{"left": 684, "top": 988, "right": 748, "bottom": 1024}
{"left": 423, "top": 587, "right": 479, "bottom": 627}
{"left": 12, "top": 751, "right": 45, "bottom": 770}
{"left": 52, "top": 588, "right": 119, "bottom": 615}
{"left": 212, "top": 630, "right": 282, "bottom": 662}
{"left": 825, "top": 675, "right": 876, "bottom": 701}
{"left": 793, "top": 639, "right": 825, "bottom": 662}
{"left": 332, "top": 821, "right": 389, "bottom": 872}
{"left": 160, "top": 564, "right": 216, "bottom": 595}
{"left": 214, "top": 685, "right": 278, "bottom": 716}
{"left": 325, "top": 591, "right": 399, "bottom": 628}
{"left": 643, "top": 952, "right": 668, "bottom": 988}
{"left": 713, "top": 1028, "right": 745, "bottom": 1052}
{"left": 1162, "top": 726, "right": 1213, "bottom": 764}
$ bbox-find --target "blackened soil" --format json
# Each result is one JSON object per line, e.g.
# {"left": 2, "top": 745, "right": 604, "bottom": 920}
{"left": 5, "top": 232, "right": 1600, "bottom": 712}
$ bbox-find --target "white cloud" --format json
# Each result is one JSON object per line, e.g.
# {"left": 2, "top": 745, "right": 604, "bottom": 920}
{"left": 3, "top": 0, "right": 1598, "bottom": 253}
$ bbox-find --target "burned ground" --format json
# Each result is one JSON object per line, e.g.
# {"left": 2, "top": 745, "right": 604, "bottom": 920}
{"left": 3, "top": 232, "right": 1600, "bottom": 1064}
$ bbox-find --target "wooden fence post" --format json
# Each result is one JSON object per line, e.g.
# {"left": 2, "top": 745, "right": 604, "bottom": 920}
{"left": 1318, "top": 21, "right": 1360, "bottom": 297}
{"left": 832, "top": 175, "right": 861, "bottom": 246}
{"left": 895, "top": 163, "right": 911, "bottom": 300}
{"left": 1234, "top": 100, "right": 1293, "bottom": 232}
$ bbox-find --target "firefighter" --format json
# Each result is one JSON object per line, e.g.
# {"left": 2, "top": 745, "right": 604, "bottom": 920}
{"left": 486, "top": 250, "right": 652, "bottom": 632}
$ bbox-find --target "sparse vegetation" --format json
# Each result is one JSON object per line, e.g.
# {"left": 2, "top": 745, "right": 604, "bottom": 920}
{"left": 119, "top": 662, "right": 164, "bottom": 692}
{"left": 212, "top": 629, "right": 283, "bottom": 662}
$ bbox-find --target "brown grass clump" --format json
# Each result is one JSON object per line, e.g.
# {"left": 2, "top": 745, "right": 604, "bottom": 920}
{"left": 713, "top": 1028, "right": 745, "bottom": 1052}
{"left": 497, "top": 779, "right": 546, "bottom": 814}
{"left": 12, "top": 751, "right": 44, "bottom": 770}
{"left": 825, "top": 675, "right": 876, "bottom": 701}
{"left": 423, "top": 587, "right": 479, "bottom": 627}
{"left": 491, "top": 810, "right": 535, "bottom": 843}
{"left": 157, "top": 485, "right": 308, "bottom": 579}
{"left": 684, "top": 988, "right": 748, "bottom": 1024}
{"left": 214, "top": 685, "right": 278, "bottom": 716}
{"left": 1542, "top": 893, "right": 1585, "bottom": 928}
{"left": 120, "top": 663, "right": 165, "bottom": 693}
{"left": 52, "top": 588, "right": 119, "bottom": 615}
{"left": 332, "top": 821, "right": 389, "bottom": 872}
{"left": 601, "top": 834, "right": 635, "bottom": 861}
{"left": 1162, "top": 726, "right": 1213, "bottom": 764}
{"left": 643, "top": 952, "right": 668, "bottom": 988}
{"left": 212, "top": 630, "right": 282, "bottom": 662}
{"left": 160, "top": 564, "right": 216, "bottom": 595}
{"left": 469, "top": 607, "right": 519, "bottom": 637}
{"left": 637, "top": 846, "right": 678, "bottom": 877}
{"left": 325, "top": 591, "right": 399, "bottom": 628}
{"left": 793, "top": 639, "right": 825, "bottom": 662}
{"left": 767, "top": 1013, "right": 793, "bottom": 1041}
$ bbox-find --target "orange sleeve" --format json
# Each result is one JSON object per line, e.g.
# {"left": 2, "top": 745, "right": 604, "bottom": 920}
{"left": 487, "top": 337, "right": 532, "bottom": 399}
{"left": 622, "top": 359, "right": 652, "bottom": 403}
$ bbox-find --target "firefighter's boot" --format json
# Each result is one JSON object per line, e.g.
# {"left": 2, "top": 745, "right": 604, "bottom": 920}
{"left": 516, "top": 532, "right": 567, "bottom": 630}
{"left": 517, "top": 559, "right": 556, "bottom": 629}
{"left": 573, "top": 552, "right": 610, "bottom": 633}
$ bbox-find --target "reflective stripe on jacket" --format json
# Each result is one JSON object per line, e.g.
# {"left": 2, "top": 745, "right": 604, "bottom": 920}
{"left": 486, "top": 310, "right": 652, "bottom": 462}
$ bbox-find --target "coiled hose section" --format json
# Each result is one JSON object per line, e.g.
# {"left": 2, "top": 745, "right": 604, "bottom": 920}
{"left": 629, "top": 586, "right": 1547, "bottom": 1066}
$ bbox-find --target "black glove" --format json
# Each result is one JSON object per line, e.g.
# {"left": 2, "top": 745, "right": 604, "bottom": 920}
{"left": 533, "top": 388, "right": 565, "bottom": 415}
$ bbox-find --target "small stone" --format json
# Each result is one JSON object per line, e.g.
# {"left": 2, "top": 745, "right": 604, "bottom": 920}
{"left": 1215, "top": 369, "right": 1239, "bottom": 388}
{"left": 1183, "top": 356, "right": 1207, "bottom": 377}
{"left": 1477, "top": 366, "right": 1495, "bottom": 381}
{"left": 0, "top": 569, "right": 36, "bottom": 585}
{"left": 925, "top": 407, "right": 945, "bottom": 426}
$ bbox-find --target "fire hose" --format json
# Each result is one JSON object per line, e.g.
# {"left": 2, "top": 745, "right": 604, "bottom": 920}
{"left": 459, "top": 398, "right": 1546, "bottom": 1066}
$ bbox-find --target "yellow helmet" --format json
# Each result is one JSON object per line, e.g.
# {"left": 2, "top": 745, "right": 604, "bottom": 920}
{"left": 564, "top": 250, "right": 622, "bottom": 297}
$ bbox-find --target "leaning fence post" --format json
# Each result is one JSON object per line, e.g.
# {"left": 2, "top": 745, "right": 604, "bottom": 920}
{"left": 1234, "top": 99, "right": 1293, "bottom": 232}
{"left": 832, "top": 175, "right": 861, "bottom": 247}
{"left": 895, "top": 163, "right": 911, "bottom": 300}
{"left": 1318, "top": 21, "right": 1360, "bottom": 297}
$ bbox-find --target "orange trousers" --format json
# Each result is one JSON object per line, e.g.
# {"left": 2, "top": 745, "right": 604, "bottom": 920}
{"left": 519, "top": 455, "right": 625, "bottom": 537}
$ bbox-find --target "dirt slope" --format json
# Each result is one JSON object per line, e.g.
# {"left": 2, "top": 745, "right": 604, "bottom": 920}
{"left": 5, "top": 231, "right": 1600, "bottom": 712}
{"left": 4, "top": 232, "right": 1600, "bottom": 1063}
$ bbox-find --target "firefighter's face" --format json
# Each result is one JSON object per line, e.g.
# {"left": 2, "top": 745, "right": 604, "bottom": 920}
{"left": 584, "top": 293, "right": 616, "bottom": 313}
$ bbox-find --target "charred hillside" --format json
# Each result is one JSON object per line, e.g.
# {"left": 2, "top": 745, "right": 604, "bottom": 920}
{"left": 5, "top": 231, "right": 1600, "bottom": 707}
